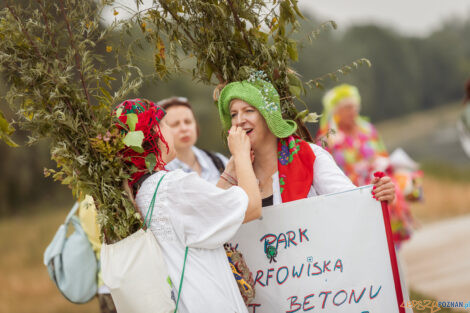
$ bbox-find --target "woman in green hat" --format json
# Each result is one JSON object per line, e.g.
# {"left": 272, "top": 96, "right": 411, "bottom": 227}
{"left": 217, "top": 74, "right": 396, "bottom": 206}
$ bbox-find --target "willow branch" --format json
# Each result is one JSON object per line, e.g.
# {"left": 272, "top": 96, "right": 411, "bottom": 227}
{"left": 295, "top": 118, "right": 314, "bottom": 142}
{"left": 158, "top": 0, "right": 197, "bottom": 44}
{"left": 36, "top": 0, "right": 56, "bottom": 48}
{"left": 226, "top": 0, "right": 253, "bottom": 55}
{"left": 6, "top": 4, "right": 44, "bottom": 62}
{"left": 58, "top": 0, "right": 95, "bottom": 121}
{"left": 5, "top": 3, "right": 58, "bottom": 114}
{"left": 157, "top": 0, "right": 225, "bottom": 84}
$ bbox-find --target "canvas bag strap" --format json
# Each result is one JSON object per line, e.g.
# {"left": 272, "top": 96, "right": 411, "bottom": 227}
{"left": 141, "top": 172, "right": 188, "bottom": 312}
{"left": 64, "top": 202, "right": 80, "bottom": 224}
{"left": 174, "top": 246, "right": 188, "bottom": 313}
{"left": 143, "top": 173, "right": 166, "bottom": 229}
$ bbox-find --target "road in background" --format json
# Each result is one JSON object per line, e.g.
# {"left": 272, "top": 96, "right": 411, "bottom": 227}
{"left": 400, "top": 214, "right": 470, "bottom": 304}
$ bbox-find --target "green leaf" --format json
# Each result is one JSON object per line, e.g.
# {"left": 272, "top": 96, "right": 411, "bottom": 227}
{"left": 0, "top": 111, "right": 14, "bottom": 135}
{"left": 0, "top": 134, "right": 19, "bottom": 147}
{"left": 360, "top": 58, "right": 372, "bottom": 67}
{"left": 122, "top": 130, "right": 144, "bottom": 148}
{"left": 126, "top": 113, "right": 138, "bottom": 131}
{"left": 131, "top": 146, "right": 144, "bottom": 153}
{"left": 0, "top": 111, "right": 18, "bottom": 147}
{"left": 303, "top": 112, "right": 321, "bottom": 123}
{"left": 204, "top": 63, "right": 213, "bottom": 81}
{"left": 289, "top": 85, "right": 301, "bottom": 97}
{"left": 103, "top": 75, "right": 117, "bottom": 88}
{"left": 287, "top": 72, "right": 302, "bottom": 87}
{"left": 115, "top": 107, "right": 123, "bottom": 117}
{"left": 145, "top": 153, "right": 157, "bottom": 173}
{"left": 62, "top": 176, "right": 74, "bottom": 185}
{"left": 294, "top": 109, "right": 309, "bottom": 120}
{"left": 99, "top": 87, "right": 113, "bottom": 102}
{"left": 289, "top": 0, "right": 304, "bottom": 18}
{"left": 287, "top": 40, "right": 298, "bottom": 61}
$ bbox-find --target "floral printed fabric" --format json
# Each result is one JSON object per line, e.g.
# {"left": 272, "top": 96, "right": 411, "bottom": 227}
{"left": 277, "top": 136, "right": 315, "bottom": 203}
{"left": 316, "top": 117, "right": 414, "bottom": 244}
{"left": 224, "top": 243, "right": 256, "bottom": 305}
{"left": 318, "top": 118, "right": 388, "bottom": 186}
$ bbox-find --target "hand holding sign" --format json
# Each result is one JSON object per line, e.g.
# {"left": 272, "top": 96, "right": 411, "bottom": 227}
{"left": 231, "top": 186, "right": 405, "bottom": 313}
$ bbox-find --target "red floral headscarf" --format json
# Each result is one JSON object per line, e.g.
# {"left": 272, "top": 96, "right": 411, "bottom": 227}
{"left": 114, "top": 98, "right": 167, "bottom": 188}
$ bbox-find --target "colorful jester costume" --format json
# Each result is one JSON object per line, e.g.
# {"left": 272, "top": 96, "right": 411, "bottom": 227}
{"left": 316, "top": 84, "right": 414, "bottom": 245}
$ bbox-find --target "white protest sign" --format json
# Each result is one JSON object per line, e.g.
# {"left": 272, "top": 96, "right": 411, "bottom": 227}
{"left": 231, "top": 186, "right": 404, "bottom": 313}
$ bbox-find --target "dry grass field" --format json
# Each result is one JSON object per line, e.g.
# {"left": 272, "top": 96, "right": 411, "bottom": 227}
{"left": 0, "top": 208, "right": 100, "bottom": 313}
{"left": 410, "top": 176, "right": 470, "bottom": 224}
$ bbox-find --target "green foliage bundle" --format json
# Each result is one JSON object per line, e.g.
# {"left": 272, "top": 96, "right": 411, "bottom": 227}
{"left": 137, "top": 0, "right": 369, "bottom": 140}
{"left": 0, "top": 0, "right": 144, "bottom": 242}
{"left": 0, "top": 0, "right": 372, "bottom": 240}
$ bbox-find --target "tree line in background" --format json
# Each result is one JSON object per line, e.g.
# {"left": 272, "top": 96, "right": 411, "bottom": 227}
{"left": 1, "top": 6, "right": 469, "bottom": 216}
{"left": 295, "top": 15, "right": 470, "bottom": 124}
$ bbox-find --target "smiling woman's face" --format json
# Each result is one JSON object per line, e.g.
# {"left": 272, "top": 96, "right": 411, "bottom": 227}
{"left": 229, "top": 99, "right": 273, "bottom": 149}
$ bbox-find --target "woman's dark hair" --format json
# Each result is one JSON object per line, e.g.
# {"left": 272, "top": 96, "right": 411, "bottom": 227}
{"left": 157, "top": 97, "right": 194, "bottom": 111}
{"left": 158, "top": 97, "right": 200, "bottom": 135}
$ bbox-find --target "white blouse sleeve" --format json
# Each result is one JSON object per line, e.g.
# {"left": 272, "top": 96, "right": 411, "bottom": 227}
{"left": 310, "top": 143, "right": 357, "bottom": 195}
{"left": 167, "top": 171, "right": 248, "bottom": 249}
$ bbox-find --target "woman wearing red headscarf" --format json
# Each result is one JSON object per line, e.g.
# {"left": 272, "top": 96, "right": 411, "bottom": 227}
{"left": 114, "top": 98, "right": 261, "bottom": 313}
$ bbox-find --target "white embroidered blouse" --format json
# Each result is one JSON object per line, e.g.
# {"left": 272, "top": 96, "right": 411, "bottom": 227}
{"left": 135, "top": 170, "right": 249, "bottom": 313}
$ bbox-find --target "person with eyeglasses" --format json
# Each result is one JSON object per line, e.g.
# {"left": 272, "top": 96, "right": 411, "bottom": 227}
{"left": 158, "top": 97, "right": 228, "bottom": 184}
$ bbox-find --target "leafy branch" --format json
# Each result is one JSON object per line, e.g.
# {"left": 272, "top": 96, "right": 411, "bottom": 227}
{"left": 137, "top": 0, "right": 370, "bottom": 142}
{"left": 0, "top": 0, "right": 145, "bottom": 242}
{"left": 306, "top": 58, "right": 372, "bottom": 89}
{"left": 306, "top": 20, "right": 337, "bottom": 42}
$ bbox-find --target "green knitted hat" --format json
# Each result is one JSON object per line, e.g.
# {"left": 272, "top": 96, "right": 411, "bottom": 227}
{"left": 218, "top": 75, "right": 297, "bottom": 138}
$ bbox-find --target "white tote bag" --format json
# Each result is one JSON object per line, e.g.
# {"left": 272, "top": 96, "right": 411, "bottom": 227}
{"left": 101, "top": 174, "right": 186, "bottom": 313}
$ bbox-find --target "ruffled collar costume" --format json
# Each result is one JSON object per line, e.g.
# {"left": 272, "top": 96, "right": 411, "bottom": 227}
{"left": 316, "top": 84, "right": 413, "bottom": 244}
{"left": 317, "top": 84, "right": 388, "bottom": 186}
